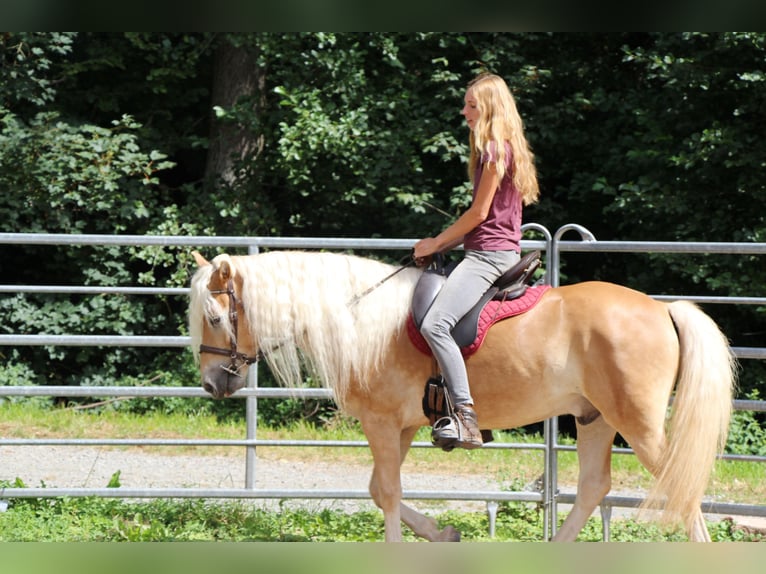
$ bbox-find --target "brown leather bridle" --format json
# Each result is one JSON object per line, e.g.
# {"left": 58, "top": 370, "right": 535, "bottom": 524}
{"left": 198, "top": 279, "right": 262, "bottom": 377}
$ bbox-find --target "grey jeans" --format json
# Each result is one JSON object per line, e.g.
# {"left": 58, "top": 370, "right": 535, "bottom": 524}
{"left": 420, "top": 249, "right": 520, "bottom": 408}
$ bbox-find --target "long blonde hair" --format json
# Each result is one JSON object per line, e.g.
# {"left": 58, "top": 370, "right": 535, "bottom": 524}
{"left": 466, "top": 73, "right": 540, "bottom": 205}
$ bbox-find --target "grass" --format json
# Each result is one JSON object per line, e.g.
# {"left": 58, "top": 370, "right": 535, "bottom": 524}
{"left": 0, "top": 487, "right": 763, "bottom": 542}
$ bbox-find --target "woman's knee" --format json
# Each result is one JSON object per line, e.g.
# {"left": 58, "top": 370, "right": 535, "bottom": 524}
{"left": 419, "top": 313, "right": 450, "bottom": 341}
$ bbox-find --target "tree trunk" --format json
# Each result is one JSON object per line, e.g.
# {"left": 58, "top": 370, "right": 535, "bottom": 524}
{"left": 205, "top": 38, "right": 264, "bottom": 187}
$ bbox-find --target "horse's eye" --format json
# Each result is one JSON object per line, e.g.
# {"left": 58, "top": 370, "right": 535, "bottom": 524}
{"left": 208, "top": 316, "right": 222, "bottom": 327}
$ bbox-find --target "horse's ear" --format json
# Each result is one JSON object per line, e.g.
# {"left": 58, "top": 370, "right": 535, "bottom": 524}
{"left": 192, "top": 251, "right": 210, "bottom": 267}
{"left": 217, "top": 259, "right": 233, "bottom": 282}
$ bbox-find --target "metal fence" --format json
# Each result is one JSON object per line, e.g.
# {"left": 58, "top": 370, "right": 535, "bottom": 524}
{"left": 0, "top": 225, "right": 764, "bottom": 541}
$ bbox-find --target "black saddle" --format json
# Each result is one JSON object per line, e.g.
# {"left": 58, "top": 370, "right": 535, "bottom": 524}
{"left": 411, "top": 250, "right": 542, "bottom": 347}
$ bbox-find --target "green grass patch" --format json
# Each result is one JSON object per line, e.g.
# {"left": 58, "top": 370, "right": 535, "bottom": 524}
{"left": 0, "top": 490, "right": 762, "bottom": 542}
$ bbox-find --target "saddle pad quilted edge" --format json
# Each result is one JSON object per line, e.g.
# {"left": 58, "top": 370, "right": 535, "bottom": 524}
{"left": 406, "top": 284, "right": 551, "bottom": 359}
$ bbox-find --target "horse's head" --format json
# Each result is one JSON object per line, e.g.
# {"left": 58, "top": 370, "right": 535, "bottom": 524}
{"left": 190, "top": 251, "right": 260, "bottom": 399}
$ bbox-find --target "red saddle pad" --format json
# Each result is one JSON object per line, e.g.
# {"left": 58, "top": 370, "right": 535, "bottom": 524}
{"left": 407, "top": 284, "right": 551, "bottom": 359}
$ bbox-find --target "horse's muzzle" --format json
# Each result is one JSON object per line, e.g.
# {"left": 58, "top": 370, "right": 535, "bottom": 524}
{"left": 202, "top": 364, "right": 247, "bottom": 399}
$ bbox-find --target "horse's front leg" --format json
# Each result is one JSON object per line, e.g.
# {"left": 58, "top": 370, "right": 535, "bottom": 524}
{"left": 361, "top": 415, "right": 407, "bottom": 541}
{"left": 396, "top": 426, "right": 461, "bottom": 542}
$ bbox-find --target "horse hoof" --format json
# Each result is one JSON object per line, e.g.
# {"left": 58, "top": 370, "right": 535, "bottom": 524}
{"left": 439, "top": 526, "right": 461, "bottom": 542}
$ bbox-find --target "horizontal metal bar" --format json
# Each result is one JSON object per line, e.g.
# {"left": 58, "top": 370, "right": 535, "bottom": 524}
{"left": 555, "top": 443, "right": 766, "bottom": 463}
{"left": 4, "top": 232, "right": 765, "bottom": 254}
{"left": 0, "top": 487, "right": 543, "bottom": 504}
{"left": 731, "top": 347, "right": 766, "bottom": 360}
{"left": 2, "top": 335, "right": 763, "bottom": 363}
{"left": 0, "top": 335, "right": 189, "bottom": 347}
{"left": 733, "top": 399, "right": 766, "bottom": 412}
{"left": 1, "top": 486, "right": 762, "bottom": 519}
{"left": 0, "top": 385, "right": 334, "bottom": 399}
{"left": 0, "top": 285, "right": 188, "bottom": 295}
{"left": 557, "top": 240, "right": 766, "bottom": 255}
{"left": 1, "top": 387, "right": 764, "bottom": 412}
{"left": 0, "top": 437, "right": 545, "bottom": 451}
{"left": 4, "top": 434, "right": 760, "bottom": 463}
{"left": 3, "top": 286, "right": 763, "bottom": 305}
{"left": 557, "top": 492, "right": 766, "bottom": 518}
{"left": 652, "top": 295, "right": 766, "bottom": 305}
{"left": 0, "top": 233, "right": 412, "bottom": 249}
{"left": 0, "top": 232, "right": 547, "bottom": 251}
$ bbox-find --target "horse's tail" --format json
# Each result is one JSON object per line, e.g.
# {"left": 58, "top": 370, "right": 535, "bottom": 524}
{"left": 642, "top": 300, "right": 737, "bottom": 530}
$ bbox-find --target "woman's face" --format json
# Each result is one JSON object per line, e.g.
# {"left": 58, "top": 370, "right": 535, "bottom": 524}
{"left": 461, "top": 89, "right": 480, "bottom": 131}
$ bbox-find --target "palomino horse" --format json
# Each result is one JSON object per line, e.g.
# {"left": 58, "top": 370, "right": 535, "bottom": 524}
{"left": 189, "top": 250, "right": 736, "bottom": 542}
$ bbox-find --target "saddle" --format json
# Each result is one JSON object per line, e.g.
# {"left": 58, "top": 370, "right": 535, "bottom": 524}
{"left": 411, "top": 250, "right": 542, "bottom": 347}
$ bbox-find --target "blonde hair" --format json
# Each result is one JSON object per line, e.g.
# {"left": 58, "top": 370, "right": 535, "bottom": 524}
{"left": 466, "top": 73, "right": 540, "bottom": 205}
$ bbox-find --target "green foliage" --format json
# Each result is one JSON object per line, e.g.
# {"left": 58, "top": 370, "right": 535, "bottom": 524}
{"left": 0, "top": 32, "right": 76, "bottom": 109}
{"left": 0, "top": 32, "right": 765, "bottom": 435}
{"left": 726, "top": 390, "right": 766, "bottom": 456}
{"left": 0, "top": 109, "right": 173, "bottom": 234}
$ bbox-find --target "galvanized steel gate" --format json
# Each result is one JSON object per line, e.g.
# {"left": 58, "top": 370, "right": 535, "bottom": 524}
{"left": 1, "top": 225, "right": 765, "bottom": 540}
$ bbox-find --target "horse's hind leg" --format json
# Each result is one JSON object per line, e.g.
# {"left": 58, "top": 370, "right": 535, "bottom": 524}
{"left": 628, "top": 435, "right": 712, "bottom": 542}
{"left": 553, "top": 415, "right": 616, "bottom": 542}
{"left": 690, "top": 509, "right": 711, "bottom": 542}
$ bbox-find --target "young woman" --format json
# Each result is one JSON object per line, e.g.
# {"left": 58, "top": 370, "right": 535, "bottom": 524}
{"left": 413, "top": 72, "right": 540, "bottom": 449}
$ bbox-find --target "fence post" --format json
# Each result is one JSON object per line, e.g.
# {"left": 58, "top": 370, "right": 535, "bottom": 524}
{"left": 245, "top": 245, "right": 260, "bottom": 489}
{"left": 544, "top": 224, "right": 597, "bottom": 540}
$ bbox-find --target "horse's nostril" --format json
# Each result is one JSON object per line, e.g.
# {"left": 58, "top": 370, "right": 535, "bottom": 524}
{"left": 202, "top": 382, "right": 216, "bottom": 396}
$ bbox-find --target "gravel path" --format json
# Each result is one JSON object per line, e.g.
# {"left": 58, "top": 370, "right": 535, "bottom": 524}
{"left": 0, "top": 445, "right": 503, "bottom": 514}
{"left": 2, "top": 445, "right": 763, "bottom": 532}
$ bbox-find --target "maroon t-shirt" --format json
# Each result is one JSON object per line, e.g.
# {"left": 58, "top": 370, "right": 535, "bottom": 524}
{"left": 463, "top": 141, "right": 522, "bottom": 253}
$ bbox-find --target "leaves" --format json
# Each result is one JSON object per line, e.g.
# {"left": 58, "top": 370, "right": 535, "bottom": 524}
{"left": 1, "top": 31, "right": 765, "bottom": 410}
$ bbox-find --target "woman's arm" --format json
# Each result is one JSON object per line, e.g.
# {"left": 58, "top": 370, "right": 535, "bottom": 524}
{"left": 413, "top": 162, "right": 500, "bottom": 259}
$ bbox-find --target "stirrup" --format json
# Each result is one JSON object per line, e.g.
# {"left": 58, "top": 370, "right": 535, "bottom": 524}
{"left": 431, "top": 410, "right": 483, "bottom": 452}
{"left": 431, "top": 416, "right": 459, "bottom": 452}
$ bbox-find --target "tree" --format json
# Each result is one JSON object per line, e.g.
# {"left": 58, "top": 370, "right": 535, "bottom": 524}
{"left": 1, "top": 32, "right": 764, "bottom": 407}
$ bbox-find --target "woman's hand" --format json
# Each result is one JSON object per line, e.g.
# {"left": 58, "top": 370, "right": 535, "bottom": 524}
{"left": 413, "top": 237, "right": 439, "bottom": 266}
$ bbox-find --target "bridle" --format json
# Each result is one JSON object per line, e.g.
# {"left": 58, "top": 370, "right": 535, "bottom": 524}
{"left": 198, "top": 255, "right": 417, "bottom": 377}
{"left": 198, "top": 278, "right": 262, "bottom": 377}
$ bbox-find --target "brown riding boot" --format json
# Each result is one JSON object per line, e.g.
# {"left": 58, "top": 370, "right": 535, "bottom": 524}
{"left": 454, "top": 404, "right": 483, "bottom": 450}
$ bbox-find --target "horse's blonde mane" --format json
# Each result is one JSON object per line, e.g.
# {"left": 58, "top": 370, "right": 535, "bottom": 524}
{"left": 190, "top": 251, "right": 420, "bottom": 404}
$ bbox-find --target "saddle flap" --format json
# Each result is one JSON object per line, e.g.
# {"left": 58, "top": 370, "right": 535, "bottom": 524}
{"left": 411, "top": 258, "right": 458, "bottom": 328}
{"left": 411, "top": 269, "right": 446, "bottom": 329}
{"left": 451, "top": 286, "right": 499, "bottom": 347}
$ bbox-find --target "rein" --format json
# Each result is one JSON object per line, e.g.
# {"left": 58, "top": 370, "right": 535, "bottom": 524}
{"left": 347, "top": 255, "right": 417, "bottom": 306}
{"left": 199, "top": 255, "right": 417, "bottom": 373}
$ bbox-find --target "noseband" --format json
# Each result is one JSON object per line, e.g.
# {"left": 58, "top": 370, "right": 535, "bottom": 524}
{"left": 198, "top": 279, "right": 262, "bottom": 377}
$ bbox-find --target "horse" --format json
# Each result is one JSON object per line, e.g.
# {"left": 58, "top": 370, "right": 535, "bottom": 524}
{"left": 188, "top": 249, "right": 737, "bottom": 542}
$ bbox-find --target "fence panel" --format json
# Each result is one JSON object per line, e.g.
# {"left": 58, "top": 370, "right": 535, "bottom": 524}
{"left": 1, "top": 226, "right": 765, "bottom": 542}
